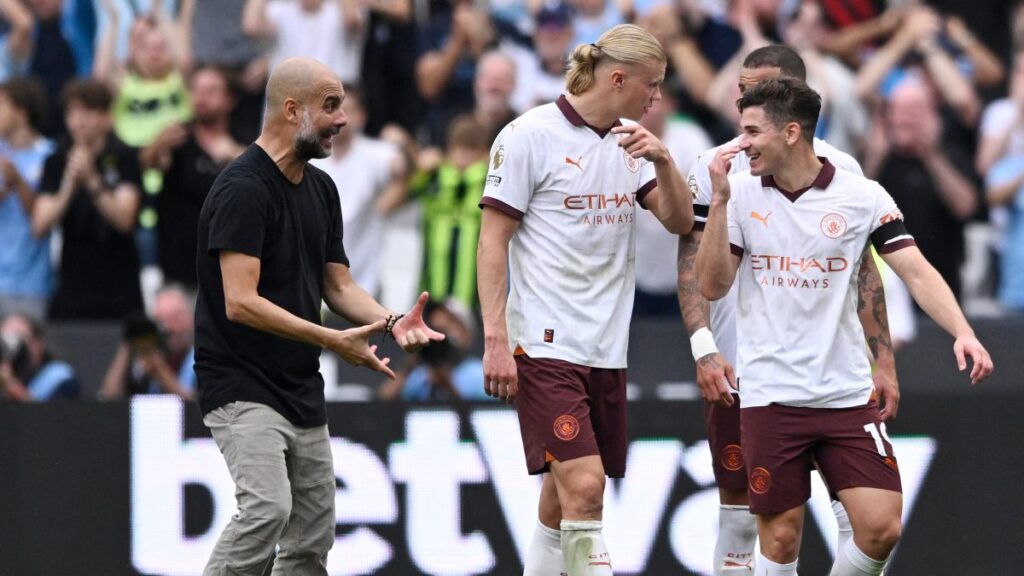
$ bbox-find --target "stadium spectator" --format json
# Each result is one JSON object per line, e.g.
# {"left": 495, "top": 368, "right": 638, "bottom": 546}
{"left": 0, "top": 78, "right": 54, "bottom": 321}
{"left": 359, "top": 0, "right": 418, "bottom": 136}
{"left": 984, "top": 153, "right": 1024, "bottom": 312}
{"left": 142, "top": 64, "right": 244, "bottom": 289}
{"left": 412, "top": 114, "right": 490, "bottom": 310}
{"left": 507, "top": 2, "right": 574, "bottom": 114}
{"left": 566, "top": 0, "right": 626, "bottom": 48}
{"left": 0, "top": 0, "right": 33, "bottom": 82}
{"left": 94, "top": 0, "right": 192, "bottom": 275}
{"left": 25, "top": 0, "right": 84, "bottom": 138}
{"left": 416, "top": 0, "right": 498, "bottom": 145}
{"left": 976, "top": 48, "right": 1024, "bottom": 176}
{"left": 243, "top": 0, "right": 365, "bottom": 85}
{"left": 311, "top": 85, "right": 407, "bottom": 300}
{"left": 94, "top": 1, "right": 191, "bottom": 149}
{"left": 0, "top": 312, "right": 80, "bottom": 402}
{"left": 180, "top": 0, "right": 267, "bottom": 144}
{"left": 33, "top": 79, "right": 144, "bottom": 321}
{"left": 864, "top": 77, "right": 979, "bottom": 299}
{"left": 472, "top": 51, "right": 518, "bottom": 145}
{"left": 854, "top": 5, "right": 981, "bottom": 128}
{"left": 635, "top": 0, "right": 716, "bottom": 109}
{"left": 377, "top": 298, "right": 488, "bottom": 401}
{"left": 98, "top": 284, "right": 195, "bottom": 400}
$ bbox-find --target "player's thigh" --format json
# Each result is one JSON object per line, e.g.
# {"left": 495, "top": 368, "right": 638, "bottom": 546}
{"left": 586, "top": 366, "right": 628, "bottom": 478}
{"left": 514, "top": 354, "right": 598, "bottom": 475}
{"left": 813, "top": 402, "right": 902, "bottom": 496}
{"left": 705, "top": 395, "right": 747, "bottom": 492}
{"left": 836, "top": 486, "right": 903, "bottom": 537}
{"left": 741, "top": 404, "right": 817, "bottom": 515}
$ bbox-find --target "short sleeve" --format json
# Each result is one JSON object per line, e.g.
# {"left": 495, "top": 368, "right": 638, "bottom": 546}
{"left": 480, "top": 120, "right": 534, "bottom": 220}
{"left": 323, "top": 176, "right": 348, "bottom": 266}
{"left": 115, "top": 144, "right": 143, "bottom": 189}
{"left": 207, "top": 174, "right": 270, "bottom": 258}
{"left": 636, "top": 157, "right": 657, "bottom": 209}
{"left": 687, "top": 149, "right": 714, "bottom": 230}
{"left": 868, "top": 182, "right": 915, "bottom": 254}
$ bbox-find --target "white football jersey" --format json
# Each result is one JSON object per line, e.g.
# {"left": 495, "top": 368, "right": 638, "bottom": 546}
{"left": 480, "top": 96, "right": 657, "bottom": 368}
{"left": 688, "top": 137, "right": 863, "bottom": 368}
{"left": 724, "top": 160, "right": 914, "bottom": 408}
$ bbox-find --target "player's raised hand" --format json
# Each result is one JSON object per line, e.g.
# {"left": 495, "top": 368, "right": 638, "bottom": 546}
{"left": 709, "top": 144, "right": 741, "bottom": 202}
{"left": 325, "top": 319, "right": 396, "bottom": 379}
{"left": 695, "top": 352, "right": 736, "bottom": 407}
{"left": 611, "top": 123, "right": 670, "bottom": 164}
{"left": 953, "top": 334, "right": 993, "bottom": 385}
{"left": 483, "top": 340, "right": 517, "bottom": 404}
{"left": 392, "top": 291, "right": 446, "bottom": 353}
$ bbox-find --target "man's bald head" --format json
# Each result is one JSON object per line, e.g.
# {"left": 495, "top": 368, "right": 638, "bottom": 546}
{"left": 266, "top": 57, "right": 340, "bottom": 112}
{"left": 262, "top": 57, "right": 348, "bottom": 161}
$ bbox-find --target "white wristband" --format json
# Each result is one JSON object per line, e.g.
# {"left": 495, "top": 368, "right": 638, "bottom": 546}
{"left": 690, "top": 327, "right": 719, "bottom": 361}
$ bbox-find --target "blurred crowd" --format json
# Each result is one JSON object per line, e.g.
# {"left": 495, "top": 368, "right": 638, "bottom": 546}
{"left": 2, "top": 0, "right": 1023, "bottom": 402}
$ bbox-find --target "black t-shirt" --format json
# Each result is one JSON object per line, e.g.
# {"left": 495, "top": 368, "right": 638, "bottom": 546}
{"left": 194, "top": 145, "right": 348, "bottom": 427}
{"left": 40, "top": 134, "right": 144, "bottom": 320}
{"left": 877, "top": 147, "right": 978, "bottom": 299}
{"left": 158, "top": 133, "right": 230, "bottom": 288}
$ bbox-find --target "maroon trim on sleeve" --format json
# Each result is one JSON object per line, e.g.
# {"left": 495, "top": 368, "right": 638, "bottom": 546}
{"left": 729, "top": 244, "right": 744, "bottom": 257}
{"left": 877, "top": 238, "right": 917, "bottom": 254}
{"left": 636, "top": 178, "right": 657, "bottom": 209}
{"left": 480, "top": 197, "right": 525, "bottom": 221}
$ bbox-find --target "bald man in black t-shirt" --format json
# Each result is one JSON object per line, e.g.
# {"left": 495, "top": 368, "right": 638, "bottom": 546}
{"left": 195, "top": 57, "right": 444, "bottom": 575}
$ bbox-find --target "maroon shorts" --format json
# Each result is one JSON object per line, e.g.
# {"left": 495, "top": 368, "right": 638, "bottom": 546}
{"left": 741, "top": 401, "right": 902, "bottom": 515}
{"left": 514, "top": 353, "right": 627, "bottom": 478}
{"left": 704, "top": 394, "right": 747, "bottom": 491}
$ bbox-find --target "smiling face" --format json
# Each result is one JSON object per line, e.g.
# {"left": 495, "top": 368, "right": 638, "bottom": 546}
{"left": 293, "top": 79, "right": 347, "bottom": 160}
{"left": 737, "top": 105, "right": 790, "bottom": 176}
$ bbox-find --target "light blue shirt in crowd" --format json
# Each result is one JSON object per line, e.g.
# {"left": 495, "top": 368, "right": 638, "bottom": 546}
{"left": 986, "top": 155, "right": 1024, "bottom": 310}
{"left": 402, "top": 357, "right": 491, "bottom": 402}
{"left": 0, "top": 137, "right": 55, "bottom": 298}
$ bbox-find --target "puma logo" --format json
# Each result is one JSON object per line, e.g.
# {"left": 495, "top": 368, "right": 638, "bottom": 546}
{"left": 751, "top": 210, "right": 772, "bottom": 228}
{"left": 565, "top": 156, "right": 584, "bottom": 171}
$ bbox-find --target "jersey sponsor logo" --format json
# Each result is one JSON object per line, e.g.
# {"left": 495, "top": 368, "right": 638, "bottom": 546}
{"left": 820, "top": 213, "right": 848, "bottom": 239}
{"left": 879, "top": 209, "right": 904, "bottom": 225}
{"left": 750, "top": 210, "right": 773, "bottom": 228}
{"left": 563, "top": 193, "right": 637, "bottom": 210}
{"left": 749, "top": 467, "right": 771, "bottom": 494}
{"left": 722, "top": 444, "right": 745, "bottom": 472}
{"left": 491, "top": 145, "right": 504, "bottom": 170}
{"left": 486, "top": 175, "right": 502, "bottom": 187}
{"left": 687, "top": 174, "right": 699, "bottom": 200}
{"left": 750, "top": 255, "right": 849, "bottom": 273}
{"left": 554, "top": 414, "right": 581, "bottom": 441}
{"left": 565, "top": 156, "right": 584, "bottom": 171}
{"left": 623, "top": 151, "right": 640, "bottom": 173}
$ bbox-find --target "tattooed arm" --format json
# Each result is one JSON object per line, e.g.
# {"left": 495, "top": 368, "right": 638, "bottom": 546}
{"left": 857, "top": 248, "right": 900, "bottom": 420}
{"left": 678, "top": 230, "right": 736, "bottom": 406}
